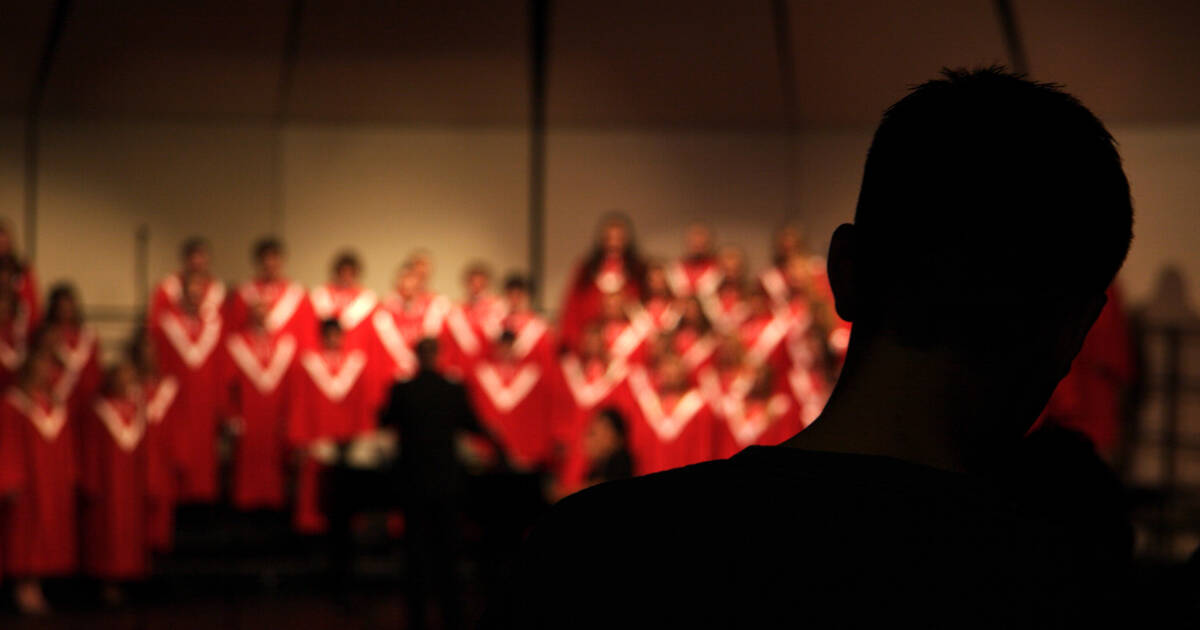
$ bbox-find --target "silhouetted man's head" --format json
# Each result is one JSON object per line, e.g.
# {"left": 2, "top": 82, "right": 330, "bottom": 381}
{"left": 831, "top": 67, "right": 1133, "bottom": 434}
{"left": 415, "top": 337, "right": 439, "bottom": 371}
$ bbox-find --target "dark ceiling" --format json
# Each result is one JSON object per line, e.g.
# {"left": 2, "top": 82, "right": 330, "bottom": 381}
{"left": 2, "top": 0, "right": 1198, "bottom": 127}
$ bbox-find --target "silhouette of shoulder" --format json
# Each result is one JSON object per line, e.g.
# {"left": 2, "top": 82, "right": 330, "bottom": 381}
{"left": 507, "top": 445, "right": 1126, "bottom": 628}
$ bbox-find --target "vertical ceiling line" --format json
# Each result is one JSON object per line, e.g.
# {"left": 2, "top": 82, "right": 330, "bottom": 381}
{"left": 770, "top": 0, "right": 800, "bottom": 222}
{"left": 993, "top": 0, "right": 1029, "bottom": 75}
{"left": 24, "top": 0, "right": 74, "bottom": 264}
{"left": 272, "top": 0, "right": 307, "bottom": 236}
{"left": 528, "top": 0, "right": 551, "bottom": 312}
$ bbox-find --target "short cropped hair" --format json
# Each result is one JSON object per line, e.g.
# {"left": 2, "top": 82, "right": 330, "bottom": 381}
{"left": 331, "top": 250, "right": 361, "bottom": 275}
{"left": 853, "top": 67, "right": 1133, "bottom": 338}
{"left": 181, "top": 237, "right": 209, "bottom": 259}
{"left": 253, "top": 237, "right": 283, "bottom": 262}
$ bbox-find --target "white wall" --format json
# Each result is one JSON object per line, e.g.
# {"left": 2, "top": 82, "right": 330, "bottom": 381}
{"left": 0, "top": 118, "right": 1194, "bottom": 346}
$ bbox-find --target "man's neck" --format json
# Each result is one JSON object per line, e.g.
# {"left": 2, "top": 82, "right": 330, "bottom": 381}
{"left": 784, "top": 336, "right": 1027, "bottom": 473}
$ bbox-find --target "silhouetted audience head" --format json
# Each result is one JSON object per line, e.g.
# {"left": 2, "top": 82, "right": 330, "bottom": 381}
{"left": 832, "top": 66, "right": 1134, "bottom": 438}
{"left": 415, "top": 337, "right": 439, "bottom": 371}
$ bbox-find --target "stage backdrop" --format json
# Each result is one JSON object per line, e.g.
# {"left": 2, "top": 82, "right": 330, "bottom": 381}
{"left": 0, "top": 116, "right": 1196, "bottom": 353}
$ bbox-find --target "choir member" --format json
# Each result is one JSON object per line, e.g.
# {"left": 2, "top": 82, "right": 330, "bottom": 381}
{"left": 228, "top": 237, "right": 316, "bottom": 349}
{"left": 1, "top": 331, "right": 76, "bottom": 615}
{"left": 596, "top": 291, "right": 654, "bottom": 366}
{"left": 669, "top": 297, "right": 718, "bottom": 379}
{"left": 441, "top": 261, "right": 505, "bottom": 377}
{"left": 43, "top": 284, "right": 101, "bottom": 418}
{"left": 666, "top": 223, "right": 720, "bottom": 298}
{"left": 152, "top": 270, "right": 224, "bottom": 503}
{"left": 130, "top": 329, "right": 180, "bottom": 552}
{"left": 758, "top": 224, "right": 804, "bottom": 306}
{"left": 624, "top": 353, "right": 714, "bottom": 475}
{"left": 81, "top": 360, "right": 160, "bottom": 604}
{"left": 709, "top": 363, "right": 802, "bottom": 459}
{"left": 466, "top": 330, "right": 553, "bottom": 470}
{"left": 499, "top": 274, "right": 553, "bottom": 368}
{"left": 558, "top": 213, "right": 645, "bottom": 352}
{"left": 579, "top": 408, "right": 634, "bottom": 488}
{"left": 222, "top": 301, "right": 297, "bottom": 510}
{"left": 372, "top": 262, "right": 451, "bottom": 382}
{"left": 0, "top": 219, "right": 40, "bottom": 322}
{"left": 287, "top": 319, "right": 376, "bottom": 533}
{"left": 641, "top": 262, "right": 681, "bottom": 332}
{"left": 738, "top": 285, "right": 793, "bottom": 379}
{"left": 715, "top": 244, "right": 747, "bottom": 287}
{"left": 150, "top": 237, "right": 225, "bottom": 324}
{"left": 0, "top": 261, "right": 33, "bottom": 390}
{"left": 309, "top": 251, "right": 378, "bottom": 354}
{"left": 702, "top": 276, "right": 749, "bottom": 334}
{"left": 551, "top": 325, "right": 632, "bottom": 497}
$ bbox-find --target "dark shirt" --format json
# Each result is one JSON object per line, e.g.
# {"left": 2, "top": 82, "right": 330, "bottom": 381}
{"left": 379, "top": 369, "right": 486, "bottom": 497}
{"left": 499, "top": 442, "right": 1130, "bottom": 628}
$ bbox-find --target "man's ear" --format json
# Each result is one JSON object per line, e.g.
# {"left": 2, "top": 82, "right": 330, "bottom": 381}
{"left": 827, "top": 223, "right": 858, "bottom": 323}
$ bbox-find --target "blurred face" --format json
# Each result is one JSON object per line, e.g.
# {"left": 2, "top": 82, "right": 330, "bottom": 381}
{"left": 506, "top": 287, "right": 530, "bottom": 312}
{"left": 29, "top": 351, "right": 58, "bottom": 388}
{"left": 258, "top": 250, "right": 284, "bottom": 280}
{"left": 601, "top": 222, "right": 628, "bottom": 255}
{"left": 583, "top": 414, "right": 620, "bottom": 462}
{"left": 183, "top": 276, "right": 206, "bottom": 312}
{"left": 645, "top": 266, "right": 668, "bottom": 296}
{"left": 600, "top": 293, "right": 625, "bottom": 320}
{"left": 335, "top": 263, "right": 359, "bottom": 287}
{"left": 53, "top": 293, "right": 78, "bottom": 325}
{"left": 775, "top": 226, "right": 800, "bottom": 257}
{"left": 682, "top": 298, "right": 704, "bottom": 327}
{"left": 749, "top": 363, "right": 772, "bottom": 398}
{"left": 111, "top": 363, "right": 138, "bottom": 398}
{"left": 718, "top": 246, "right": 744, "bottom": 278}
{"left": 785, "top": 254, "right": 812, "bottom": 291}
{"left": 410, "top": 254, "right": 432, "bottom": 284}
{"left": 685, "top": 225, "right": 713, "bottom": 257}
{"left": 580, "top": 328, "right": 606, "bottom": 359}
{"left": 185, "top": 249, "right": 210, "bottom": 274}
{"left": 654, "top": 356, "right": 686, "bottom": 391}
{"left": 396, "top": 270, "right": 420, "bottom": 297}
{"left": 466, "top": 271, "right": 489, "bottom": 297}
{"left": 322, "top": 327, "right": 344, "bottom": 350}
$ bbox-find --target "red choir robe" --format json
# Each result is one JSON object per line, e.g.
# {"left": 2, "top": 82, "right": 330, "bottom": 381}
{"left": 642, "top": 296, "right": 682, "bottom": 333}
{"left": 0, "top": 302, "right": 32, "bottom": 390}
{"left": 702, "top": 285, "right": 749, "bottom": 334}
{"left": 602, "top": 313, "right": 654, "bottom": 367}
{"left": 551, "top": 354, "right": 632, "bottom": 492}
{"left": 440, "top": 294, "right": 505, "bottom": 378}
{"left": 223, "top": 330, "right": 297, "bottom": 510}
{"left": 787, "top": 368, "right": 828, "bottom": 430}
{"left": 228, "top": 279, "right": 317, "bottom": 349}
{"left": 371, "top": 291, "right": 451, "bottom": 382}
{"left": 623, "top": 367, "right": 715, "bottom": 475}
{"left": 672, "top": 327, "right": 718, "bottom": 381}
{"left": 143, "top": 375, "right": 180, "bottom": 551}
{"left": 1, "top": 388, "right": 77, "bottom": 576}
{"left": 467, "top": 359, "right": 554, "bottom": 469}
{"left": 153, "top": 308, "right": 224, "bottom": 502}
{"left": 53, "top": 326, "right": 102, "bottom": 418}
{"left": 711, "top": 392, "right": 802, "bottom": 459}
{"left": 288, "top": 346, "right": 375, "bottom": 533}
{"left": 666, "top": 257, "right": 721, "bottom": 298}
{"left": 504, "top": 311, "right": 555, "bottom": 367}
{"left": 1040, "top": 284, "right": 1134, "bottom": 453}
{"left": 310, "top": 284, "right": 378, "bottom": 350}
{"left": 558, "top": 256, "right": 643, "bottom": 352}
{"left": 740, "top": 312, "right": 793, "bottom": 378}
{"left": 14, "top": 264, "right": 39, "bottom": 324}
{"left": 81, "top": 396, "right": 160, "bottom": 579}
{"left": 150, "top": 273, "right": 226, "bottom": 324}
